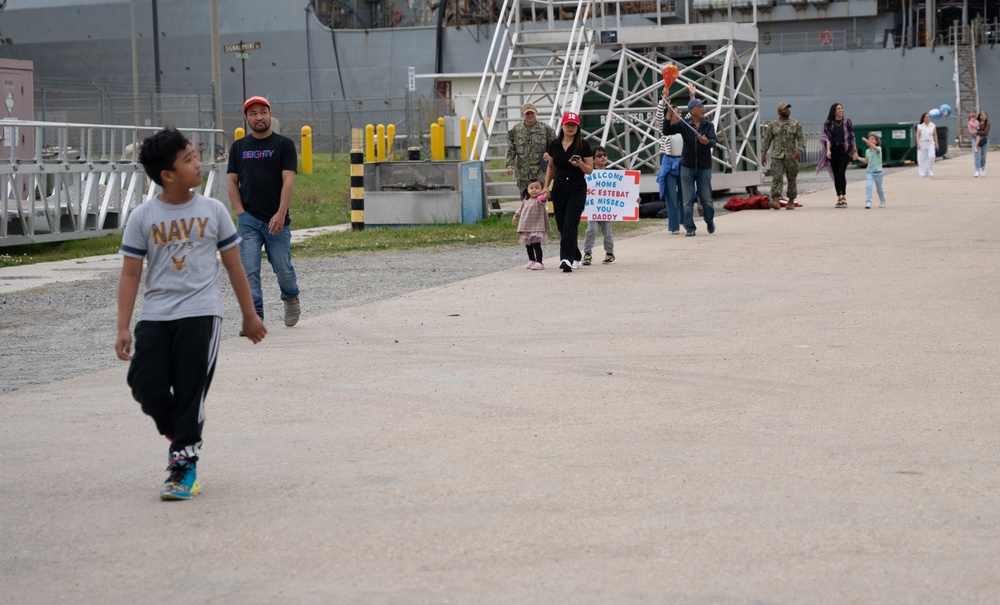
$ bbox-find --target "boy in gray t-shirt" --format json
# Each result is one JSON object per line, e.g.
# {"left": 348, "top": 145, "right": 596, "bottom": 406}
{"left": 116, "top": 127, "right": 266, "bottom": 500}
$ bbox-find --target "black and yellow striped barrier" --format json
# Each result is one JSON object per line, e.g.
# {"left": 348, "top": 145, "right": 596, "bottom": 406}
{"left": 350, "top": 149, "right": 364, "bottom": 231}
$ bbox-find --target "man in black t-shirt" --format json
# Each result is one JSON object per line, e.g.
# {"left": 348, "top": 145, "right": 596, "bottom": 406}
{"left": 227, "top": 96, "right": 301, "bottom": 330}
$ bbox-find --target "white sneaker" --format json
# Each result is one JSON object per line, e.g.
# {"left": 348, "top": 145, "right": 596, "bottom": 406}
{"left": 975, "top": 170, "right": 980, "bottom": 177}
{"left": 571, "top": 260, "right": 581, "bottom": 270}
{"left": 982, "top": 169, "right": 986, "bottom": 177}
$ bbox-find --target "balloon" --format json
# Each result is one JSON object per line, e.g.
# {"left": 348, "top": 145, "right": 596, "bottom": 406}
{"left": 661, "top": 64, "right": 679, "bottom": 90}
{"left": 939, "top": 103, "right": 952, "bottom": 117}
{"left": 929, "top": 108, "right": 942, "bottom": 119}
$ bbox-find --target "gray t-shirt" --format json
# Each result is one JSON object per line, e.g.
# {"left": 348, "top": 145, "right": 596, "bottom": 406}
{"left": 120, "top": 193, "right": 240, "bottom": 322}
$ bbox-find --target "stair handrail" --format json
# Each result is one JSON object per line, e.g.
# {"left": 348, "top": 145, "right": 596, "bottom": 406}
{"left": 467, "top": 0, "right": 521, "bottom": 162}
{"left": 549, "top": 0, "right": 596, "bottom": 124}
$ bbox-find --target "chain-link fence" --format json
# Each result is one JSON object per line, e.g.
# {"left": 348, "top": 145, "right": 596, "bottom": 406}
{"left": 33, "top": 79, "right": 456, "bottom": 158}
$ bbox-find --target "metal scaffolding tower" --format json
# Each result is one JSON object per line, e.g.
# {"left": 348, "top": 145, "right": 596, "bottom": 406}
{"left": 469, "top": 0, "right": 763, "bottom": 206}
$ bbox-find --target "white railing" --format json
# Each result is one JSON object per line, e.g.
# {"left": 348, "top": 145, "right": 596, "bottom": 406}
{"left": 467, "top": 0, "right": 596, "bottom": 162}
{"left": 0, "top": 120, "right": 228, "bottom": 246}
{"left": 550, "top": 2, "right": 597, "bottom": 124}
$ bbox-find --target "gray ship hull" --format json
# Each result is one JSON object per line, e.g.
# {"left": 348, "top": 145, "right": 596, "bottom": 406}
{"left": 1, "top": 0, "right": 997, "bottom": 134}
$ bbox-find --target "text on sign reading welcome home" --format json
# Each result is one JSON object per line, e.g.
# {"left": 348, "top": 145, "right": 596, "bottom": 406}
{"left": 582, "top": 169, "right": 641, "bottom": 222}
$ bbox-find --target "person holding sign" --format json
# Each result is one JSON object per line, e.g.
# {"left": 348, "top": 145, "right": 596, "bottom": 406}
{"left": 663, "top": 83, "right": 717, "bottom": 236}
{"left": 544, "top": 112, "right": 593, "bottom": 273}
{"left": 582, "top": 147, "right": 615, "bottom": 265}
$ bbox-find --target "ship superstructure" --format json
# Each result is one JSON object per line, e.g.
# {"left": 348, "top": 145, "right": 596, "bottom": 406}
{"left": 0, "top": 0, "right": 995, "bottom": 146}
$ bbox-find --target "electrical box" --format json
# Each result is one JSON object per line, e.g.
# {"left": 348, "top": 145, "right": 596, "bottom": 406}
{"left": 0, "top": 58, "right": 35, "bottom": 162}
{"left": 441, "top": 116, "right": 462, "bottom": 148}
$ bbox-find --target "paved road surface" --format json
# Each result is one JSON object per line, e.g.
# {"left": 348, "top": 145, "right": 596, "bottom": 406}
{"left": 2, "top": 154, "right": 998, "bottom": 604}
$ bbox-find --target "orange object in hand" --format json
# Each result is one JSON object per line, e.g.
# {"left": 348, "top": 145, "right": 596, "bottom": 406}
{"left": 661, "top": 64, "right": 679, "bottom": 90}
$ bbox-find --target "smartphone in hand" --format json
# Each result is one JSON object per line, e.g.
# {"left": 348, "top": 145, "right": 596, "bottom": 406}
{"left": 569, "top": 155, "right": 581, "bottom": 162}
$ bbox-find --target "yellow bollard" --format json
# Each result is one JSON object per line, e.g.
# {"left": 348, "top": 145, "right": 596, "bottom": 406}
{"left": 437, "top": 118, "right": 448, "bottom": 160}
{"left": 460, "top": 117, "right": 468, "bottom": 161}
{"left": 235, "top": 127, "right": 245, "bottom": 140}
{"left": 430, "top": 123, "right": 441, "bottom": 161}
{"left": 468, "top": 123, "right": 479, "bottom": 160}
{"left": 376, "top": 124, "right": 386, "bottom": 162}
{"left": 365, "top": 124, "right": 375, "bottom": 163}
{"left": 300, "top": 126, "right": 313, "bottom": 174}
{"left": 386, "top": 124, "right": 396, "bottom": 161}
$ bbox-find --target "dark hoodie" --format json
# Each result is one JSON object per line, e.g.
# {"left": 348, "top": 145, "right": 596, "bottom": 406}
{"left": 663, "top": 106, "right": 717, "bottom": 171}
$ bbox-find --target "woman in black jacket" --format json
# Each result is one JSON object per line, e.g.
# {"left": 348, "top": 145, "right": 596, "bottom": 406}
{"left": 543, "top": 112, "right": 593, "bottom": 272}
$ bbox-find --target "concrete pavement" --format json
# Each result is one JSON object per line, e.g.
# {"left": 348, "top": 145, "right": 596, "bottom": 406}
{"left": 3, "top": 154, "right": 999, "bottom": 603}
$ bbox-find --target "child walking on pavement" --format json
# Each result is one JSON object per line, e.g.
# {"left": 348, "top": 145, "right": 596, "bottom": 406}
{"left": 116, "top": 127, "right": 266, "bottom": 500}
{"left": 512, "top": 178, "right": 550, "bottom": 270}
{"left": 852, "top": 133, "right": 887, "bottom": 208}
{"left": 582, "top": 146, "right": 615, "bottom": 265}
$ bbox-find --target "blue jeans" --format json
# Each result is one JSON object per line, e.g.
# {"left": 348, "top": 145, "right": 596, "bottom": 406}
{"left": 237, "top": 212, "right": 300, "bottom": 319}
{"left": 658, "top": 157, "right": 682, "bottom": 232}
{"left": 865, "top": 171, "right": 885, "bottom": 205}
{"left": 975, "top": 142, "right": 988, "bottom": 170}
{"left": 679, "top": 166, "right": 715, "bottom": 233}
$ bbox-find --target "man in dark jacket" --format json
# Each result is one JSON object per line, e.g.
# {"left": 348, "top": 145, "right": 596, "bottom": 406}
{"left": 663, "top": 84, "right": 717, "bottom": 236}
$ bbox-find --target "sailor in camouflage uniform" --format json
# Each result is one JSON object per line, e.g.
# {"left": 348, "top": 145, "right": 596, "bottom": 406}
{"left": 761, "top": 101, "right": 806, "bottom": 209}
{"left": 506, "top": 102, "right": 557, "bottom": 195}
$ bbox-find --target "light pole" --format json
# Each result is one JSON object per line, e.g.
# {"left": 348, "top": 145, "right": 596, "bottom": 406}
{"left": 130, "top": 0, "right": 139, "bottom": 126}
{"left": 151, "top": 0, "right": 161, "bottom": 125}
{"left": 211, "top": 0, "right": 222, "bottom": 131}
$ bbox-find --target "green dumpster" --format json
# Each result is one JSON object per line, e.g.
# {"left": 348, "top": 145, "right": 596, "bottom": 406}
{"left": 853, "top": 122, "right": 917, "bottom": 166}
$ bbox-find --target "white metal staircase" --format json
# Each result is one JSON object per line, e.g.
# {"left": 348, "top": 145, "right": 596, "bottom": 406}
{"left": 467, "top": 0, "right": 597, "bottom": 210}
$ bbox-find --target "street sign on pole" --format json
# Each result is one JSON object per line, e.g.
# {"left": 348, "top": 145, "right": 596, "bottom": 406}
{"left": 224, "top": 41, "right": 261, "bottom": 53}
{"left": 225, "top": 41, "right": 263, "bottom": 124}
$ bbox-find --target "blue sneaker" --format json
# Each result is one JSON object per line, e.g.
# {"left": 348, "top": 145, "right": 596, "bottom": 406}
{"left": 160, "top": 458, "right": 200, "bottom": 500}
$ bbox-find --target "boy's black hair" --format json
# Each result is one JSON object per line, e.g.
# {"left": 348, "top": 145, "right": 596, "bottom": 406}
{"left": 521, "top": 178, "right": 543, "bottom": 201}
{"left": 138, "top": 127, "right": 189, "bottom": 186}
{"left": 594, "top": 145, "right": 606, "bottom": 154}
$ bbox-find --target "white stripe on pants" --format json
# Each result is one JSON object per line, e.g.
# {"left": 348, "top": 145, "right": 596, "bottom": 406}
{"left": 917, "top": 140, "right": 936, "bottom": 176}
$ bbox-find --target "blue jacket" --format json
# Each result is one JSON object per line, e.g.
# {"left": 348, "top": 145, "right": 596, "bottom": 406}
{"left": 663, "top": 116, "right": 716, "bottom": 171}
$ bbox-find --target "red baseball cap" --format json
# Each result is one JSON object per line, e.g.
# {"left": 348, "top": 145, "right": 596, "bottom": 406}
{"left": 561, "top": 112, "right": 580, "bottom": 125}
{"left": 243, "top": 96, "right": 270, "bottom": 112}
